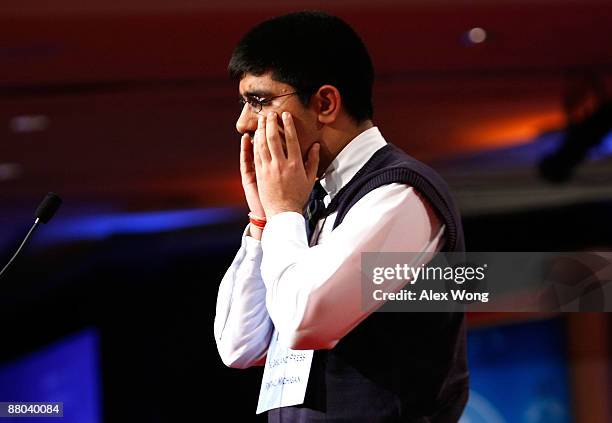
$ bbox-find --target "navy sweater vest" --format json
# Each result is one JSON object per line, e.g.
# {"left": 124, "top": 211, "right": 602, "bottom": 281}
{"left": 268, "top": 143, "right": 469, "bottom": 423}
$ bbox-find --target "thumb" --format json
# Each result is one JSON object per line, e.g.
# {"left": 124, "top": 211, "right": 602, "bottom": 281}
{"left": 305, "top": 143, "right": 320, "bottom": 182}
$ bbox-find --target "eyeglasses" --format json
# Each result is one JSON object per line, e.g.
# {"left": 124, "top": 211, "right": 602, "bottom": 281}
{"left": 239, "top": 92, "right": 298, "bottom": 114}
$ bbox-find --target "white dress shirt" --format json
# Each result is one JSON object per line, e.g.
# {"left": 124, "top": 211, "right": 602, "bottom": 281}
{"left": 214, "top": 126, "right": 444, "bottom": 369}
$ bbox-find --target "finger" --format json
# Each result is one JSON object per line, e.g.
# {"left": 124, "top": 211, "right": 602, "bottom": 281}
{"left": 240, "top": 134, "right": 254, "bottom": 175}
{"left": 255, "top": 115, "right": 271, "bottom": 162}
{"left": 265, "top": 112, "right": 286, "bottom": 161}
{"left": 253, "top": 133, "right": 263, "bottom": 171}
{"left": 282, "top": 112, "right": 302, "bottom": 162}
{"left": 304, "top": 143, "right": 320, "bottom": 182}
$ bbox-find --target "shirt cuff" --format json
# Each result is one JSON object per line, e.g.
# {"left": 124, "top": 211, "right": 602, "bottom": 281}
{"left": 241, "top": 224, "right": 263, "bottom": 262}
{"left": 260, "top": 211, "right": 309, "bottom": 283}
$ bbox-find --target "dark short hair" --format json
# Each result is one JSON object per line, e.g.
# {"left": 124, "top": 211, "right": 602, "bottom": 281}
{"left": 229, "top": 11, "right": 374, "bottom": 123}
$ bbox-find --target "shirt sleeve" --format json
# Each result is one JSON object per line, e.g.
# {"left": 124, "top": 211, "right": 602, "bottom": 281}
{"left": 213, "top": 225, "right": 274, "bottom": 368}
{"left": 260, "top": 183, "right": 444, "bottom": 350}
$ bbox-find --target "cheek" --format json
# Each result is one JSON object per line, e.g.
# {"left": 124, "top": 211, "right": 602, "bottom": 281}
{"left": 291, "top": 118, "right": 318, "bottom": 156}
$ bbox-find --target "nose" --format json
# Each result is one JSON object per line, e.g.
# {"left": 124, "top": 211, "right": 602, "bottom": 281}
{"left": 235, "top": 103, "right": 257, "bottom": 135}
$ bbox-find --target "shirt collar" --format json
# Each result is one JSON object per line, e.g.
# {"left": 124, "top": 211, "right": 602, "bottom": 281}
{"left": 319, "top": 126, "right": 387, "bottom": 202}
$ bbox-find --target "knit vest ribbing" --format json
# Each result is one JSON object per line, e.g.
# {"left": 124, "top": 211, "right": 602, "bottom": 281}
{"left": 326, "top": 143, "right": 464, "bottom": 252}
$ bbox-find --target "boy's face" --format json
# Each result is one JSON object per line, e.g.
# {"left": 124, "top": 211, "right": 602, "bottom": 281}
{"left": 236, "top": 72, "right": 320, "bottom": 160}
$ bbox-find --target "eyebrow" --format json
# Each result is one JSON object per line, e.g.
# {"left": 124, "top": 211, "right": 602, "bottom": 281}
{"left": 240, "top": 89, "right": 274, "bottom": 99}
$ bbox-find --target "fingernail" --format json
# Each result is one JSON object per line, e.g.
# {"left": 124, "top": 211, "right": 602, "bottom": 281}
{"left": 268, "top": 111, "right": 276, "bottom": 119}
{"left": 282, "top": 112, "right": 289, "bottom": 120}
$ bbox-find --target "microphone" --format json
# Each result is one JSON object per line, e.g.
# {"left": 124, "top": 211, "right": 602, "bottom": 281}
{"left": 0, "top": 192, "right": 62, "bottom": 279}
{"left": 35, "top": 192, "right": 63, "bottom": 224}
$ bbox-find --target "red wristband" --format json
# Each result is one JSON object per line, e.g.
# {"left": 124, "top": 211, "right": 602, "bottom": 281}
{"left": 248, "top": 212, "right": 267, "bottom": 229}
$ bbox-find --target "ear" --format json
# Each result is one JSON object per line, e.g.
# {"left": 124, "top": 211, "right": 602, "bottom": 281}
{"left": 313, "top": 85, "right": 341, "bottom": 124}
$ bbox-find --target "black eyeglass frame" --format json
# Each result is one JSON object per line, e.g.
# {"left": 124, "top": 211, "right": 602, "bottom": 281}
{"left": 239, "top": 92, "right": 299, "bottom": 114}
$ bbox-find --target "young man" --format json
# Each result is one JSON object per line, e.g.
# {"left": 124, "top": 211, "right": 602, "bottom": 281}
{"left": 214, "top": 11, "right": 469, "bottom": 422}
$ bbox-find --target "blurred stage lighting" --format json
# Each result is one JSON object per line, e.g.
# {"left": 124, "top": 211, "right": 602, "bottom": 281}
{"left": 467, "top": 27, "right": 488, "bottom": 44}
{"left": 10, "top": 115, "right": 50, "bottom": 133}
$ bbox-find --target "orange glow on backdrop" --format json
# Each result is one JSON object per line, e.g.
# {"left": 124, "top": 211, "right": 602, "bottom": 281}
{"left": 155, "top": 175, "right": 246, "bottom": 207}
{"left": 460, "top": 110, "right": 565, "bottom": 152}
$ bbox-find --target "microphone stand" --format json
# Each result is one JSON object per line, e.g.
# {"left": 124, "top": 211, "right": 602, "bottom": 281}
{"left": 0, "top": 218, "right": 40, "bottom": 279}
